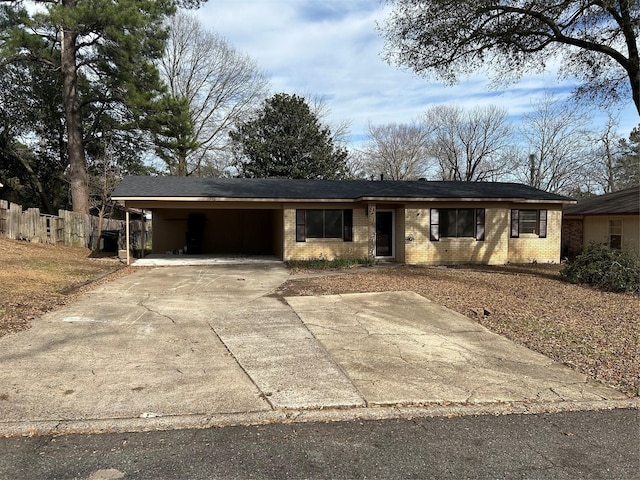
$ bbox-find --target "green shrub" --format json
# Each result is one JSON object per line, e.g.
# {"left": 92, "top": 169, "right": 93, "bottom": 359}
{"left": 287, "top": 257, "right": 374, "bottom": 270}
{"left": 560, "top": 243, "right": 640, "bottom": 292}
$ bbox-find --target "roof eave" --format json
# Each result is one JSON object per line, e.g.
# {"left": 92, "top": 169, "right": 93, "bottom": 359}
{"left": 111, "top": 196, "right": 358, "bottom": 203}
{"left": 563, "top": 211, "right": 639, "bottom": 216}
{"left": 358, "top": 196, "right": 574, "bottom": 204}
{"left": 112, "top": 195, "right": 575, "bottom": 204}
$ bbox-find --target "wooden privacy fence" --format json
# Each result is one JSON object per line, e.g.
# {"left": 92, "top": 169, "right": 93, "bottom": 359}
{"left": 0, "top": 200, "right": 148, "bottom": 252}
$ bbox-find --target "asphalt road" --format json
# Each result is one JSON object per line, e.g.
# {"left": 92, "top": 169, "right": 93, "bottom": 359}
{"left": 1, "top": 409, "right": 638, "bottom": 480}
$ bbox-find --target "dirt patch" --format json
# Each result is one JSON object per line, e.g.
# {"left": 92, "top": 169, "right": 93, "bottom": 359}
{"left": 0, "top": 237, "right": 131, "bottom": 338}
{"left": 276, "top": 264, "right": 639, "bottom": 397}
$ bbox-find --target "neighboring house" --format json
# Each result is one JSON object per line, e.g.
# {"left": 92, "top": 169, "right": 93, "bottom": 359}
{"left": 111, "top": 176, "right": 575, "bottom": 265}
{"left": 562, "top": 186, "right": 640, "bottom": 258}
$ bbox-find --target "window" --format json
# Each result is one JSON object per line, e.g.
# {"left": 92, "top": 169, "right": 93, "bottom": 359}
{"left": 430, "top": 208, "right": 485, "bottom": 241}
{"left": 441, "top": 208, "right": 475, "bottom": 237}
{"left": 519, "top": 210, "right": 538, "bottom": 234}
{"left": 307, "top": 209, "right": 342, "bottom": 238}
{"left": 296, "top": 209, "right": 353, "bottom": 242}
{"left": 510, "top": 209, "right": 547, "bottom": 238}
{"left": 609, "top": 219, "right": 622, "bottom": 249}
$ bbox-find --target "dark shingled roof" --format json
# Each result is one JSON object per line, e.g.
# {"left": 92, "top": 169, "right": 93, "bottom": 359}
{"left": 563, "top": 186, "right": 640, "bottom": 216}
{"left": 111, "top": 176, "right": 574, "bottom": 202}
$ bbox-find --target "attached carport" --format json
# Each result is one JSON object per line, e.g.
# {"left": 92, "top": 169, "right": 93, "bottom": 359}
{"left": 150, "top": 205, "right": 283, "bottom": 257}
{"left": 111, "top": 177, "right": 289, "bottom": 263}
{"left": 115, "top": 202, "right": 284, "bottom": 262}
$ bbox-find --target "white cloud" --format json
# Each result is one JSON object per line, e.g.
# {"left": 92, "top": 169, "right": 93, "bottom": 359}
{"left": 197, "top": 0, "right": 638, "bottom": 146}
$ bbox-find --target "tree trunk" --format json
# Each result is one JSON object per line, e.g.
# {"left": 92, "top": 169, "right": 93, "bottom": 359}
{"left": 16, "top": 153, "right": 55, "bottom": 214}
{"left": 61, "top": 3, "right": 89, "bottom": 214}
{"left": 96, "top": 205, "right": 105, "bottom": 253}
{"left": 178, "top": 154, "right": 187, "bottom": 176}
{"left": 631, "top": 68, "right": 639, "bottom": 117}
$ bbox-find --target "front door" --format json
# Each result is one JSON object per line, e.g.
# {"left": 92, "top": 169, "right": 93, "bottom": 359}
{"left": 375, "top": 210, "right": 394, "bottom": 257}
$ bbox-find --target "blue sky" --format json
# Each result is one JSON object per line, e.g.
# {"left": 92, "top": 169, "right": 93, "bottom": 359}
{"left": 197, "top": 0, "right": 638, "bottom": 147}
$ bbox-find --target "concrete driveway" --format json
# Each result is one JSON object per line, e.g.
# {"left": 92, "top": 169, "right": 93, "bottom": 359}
{"left": 0, "top": 264, "right": 630, "bottom": 436}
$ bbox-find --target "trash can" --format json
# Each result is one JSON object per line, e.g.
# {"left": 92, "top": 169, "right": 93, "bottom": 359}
{"left": 101, "top": 230, "right": 120, "bottom": 253}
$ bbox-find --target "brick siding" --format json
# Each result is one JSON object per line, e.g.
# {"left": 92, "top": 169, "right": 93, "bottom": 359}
{"left": 283, "top": 202, "right": 563, "bottom": 264}
{"left": 283, "top": 205, "right": 369, "bottom": 261}
{"left": 561, "top": 217, "right": 583, "bottom": 258}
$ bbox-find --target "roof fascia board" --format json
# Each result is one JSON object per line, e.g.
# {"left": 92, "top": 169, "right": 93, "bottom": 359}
{"left": 358, "top": 196, "right": 574, "bottom": 204}
{"left": 564, "top": 211, "right": 638, "bottom": 216}
{"left": 111, "top": 196, "right": 357, "bottom": 203}
{"left": 112, "top": 195, "right": 575, "bottom": 204}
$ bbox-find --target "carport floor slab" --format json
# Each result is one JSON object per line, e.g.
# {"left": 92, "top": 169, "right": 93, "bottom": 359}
{"left": 285, "top": 292, "right": 627, "bottom": 407}
{"left": 132, "top": 255, "right": 282, "bottom": 267}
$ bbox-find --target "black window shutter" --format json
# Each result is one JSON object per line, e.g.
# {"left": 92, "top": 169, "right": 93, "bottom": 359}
{"left": 430, "top": 208, "right": 439, "bottom": 241}
{"left": 510, "top": 209, "right": 519, "bottom": 238}
{"left": 296, "top": 209, "right": 306, "bottom": 242}
{"left": 475, "top": 208, "right": 485, "bottom": 241}
{"left": 538, "top": 209, "right": 547, "bottom": 238}
{"left": 343, "top": 209, "right": 353, "bottom": 242}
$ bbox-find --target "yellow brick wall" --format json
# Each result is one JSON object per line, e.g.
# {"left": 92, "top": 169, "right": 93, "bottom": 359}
{"left": 395, "top": 207, "right": 406, "bottom": 263}
{"left": 283, "top": 204, "right": 369, "bottom": 260}
{"left": 402, "top": 202, "right": 510, "bottom": 265}
{"left": 283, "top": 202, "right": 564, "bottom": 264}
{"left": 507, "top": 207, "right": 562, "bottom": 263}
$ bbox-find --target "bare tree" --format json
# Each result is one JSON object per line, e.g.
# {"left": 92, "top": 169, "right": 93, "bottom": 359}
{"left": 425, "top": 105, "right": 512, "bottom": 181}
{"left": 592, "top": 113, "right": 623, "bottom": 194}
{"left": 305, "top": 93, "right": 352, "bottom": 148}
{"left": 360, "top": 122, "right": 434, "bottom": 180}
{"left": 381, "top": 0, "right": 640, "bottom": 115}
{"left": 516, "top": 94, "right": 594, "bottom": 194}
{"left": 89, "top": 137, "right": 119, "bottom": 248}
{"left": 159, "top": 12, "right": 270, "bottom": 176}
{"left": 344, "top": 149, "right": 370, "bottom": 179}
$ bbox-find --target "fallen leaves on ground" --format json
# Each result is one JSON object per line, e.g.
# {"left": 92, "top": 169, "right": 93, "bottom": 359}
{"left": 0, "top": 237, "right": 130, "bottom": 337}
{"left": 276, "top": 264, "right": 639, "bottom": 397}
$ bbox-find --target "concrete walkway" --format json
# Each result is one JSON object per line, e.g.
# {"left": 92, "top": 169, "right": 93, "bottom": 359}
{"left": 0, "top": 264, "right": 633, "bottom": 437}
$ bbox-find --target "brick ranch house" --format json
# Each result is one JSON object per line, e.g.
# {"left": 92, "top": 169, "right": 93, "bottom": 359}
{"left": 111, "top": 176, "right": 575, "bottom": 265}
{"left": 562, "top": 185, "right": 640, "bottom": 258}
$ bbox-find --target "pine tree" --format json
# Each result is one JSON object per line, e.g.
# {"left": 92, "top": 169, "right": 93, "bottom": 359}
{"left": 0, "top": 0, "right": 205, "bottom": 212}
{"left": 615, "top": 126, "right": 640, "bottom": 190}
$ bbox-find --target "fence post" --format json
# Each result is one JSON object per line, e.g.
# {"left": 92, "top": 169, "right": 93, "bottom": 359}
{"left": 9, "top": 203, "right": 21, "bottom": 239}
{"left": 0, "top": 200, "right": 7, "bottom": 236}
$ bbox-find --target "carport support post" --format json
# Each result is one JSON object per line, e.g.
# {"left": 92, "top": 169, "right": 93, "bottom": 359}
{"left": 125, "top": 210, "right": 131, "bottom": 265}
{"left": 367, "top": 203, "right": 376, "bottom": 260}
{"left": 141, "top": 211, "right": 146, "bottom": 258}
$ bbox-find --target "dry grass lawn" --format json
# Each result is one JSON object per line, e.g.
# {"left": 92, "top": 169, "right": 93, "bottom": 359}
{"left": 0, "top": 237, "right": 128, "bottom": 337}
{"left": 276, "top": 263, "right": 639, "bottom": 397}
